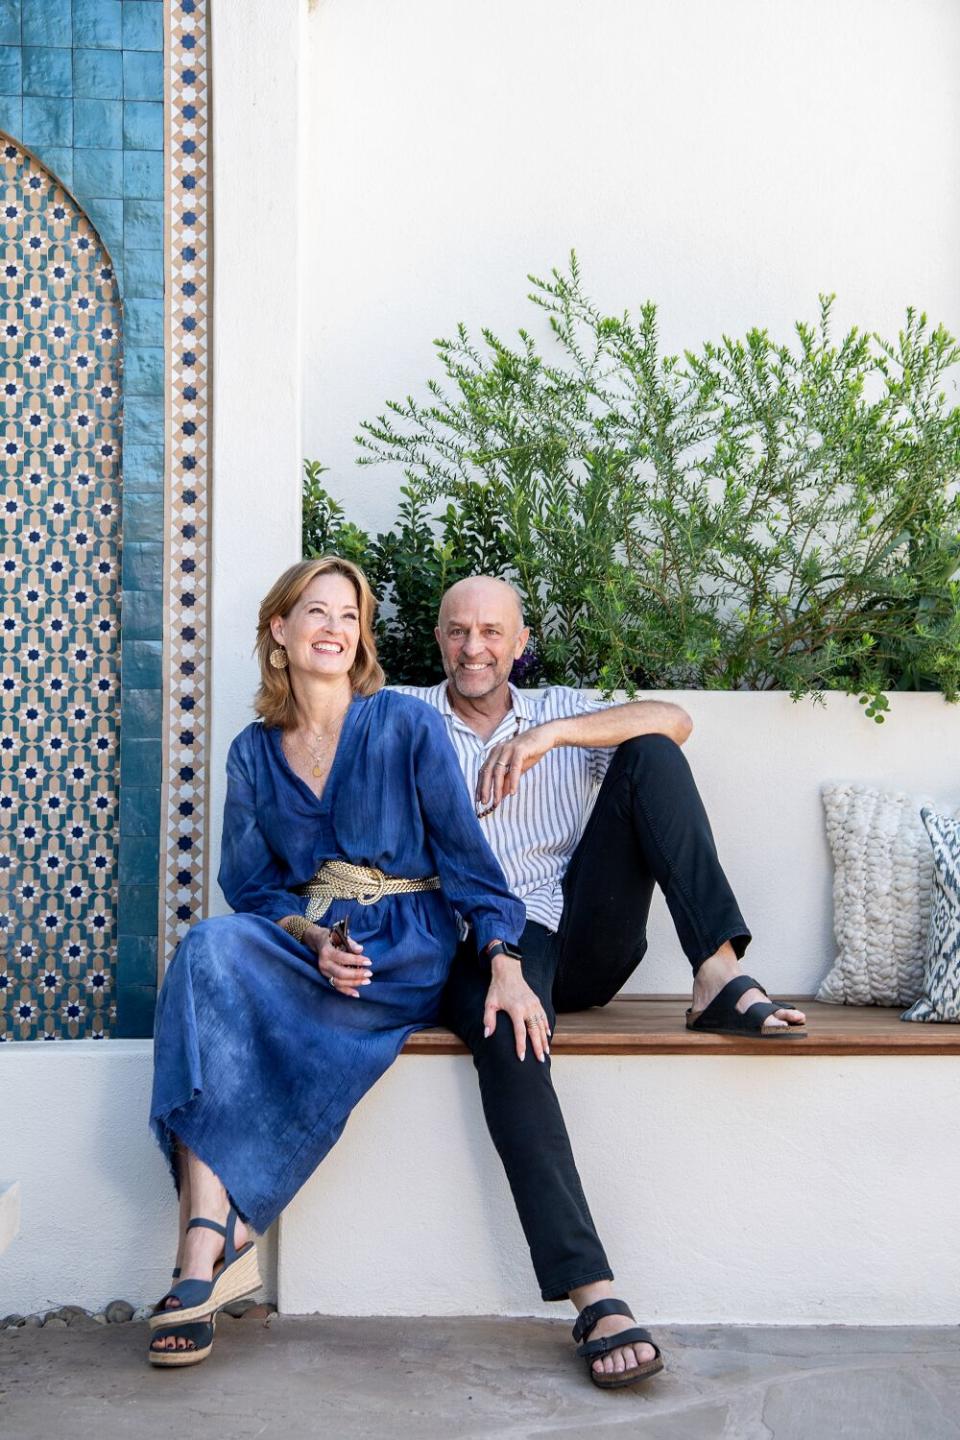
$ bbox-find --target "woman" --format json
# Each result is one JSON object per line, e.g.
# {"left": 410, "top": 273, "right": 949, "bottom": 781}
{"left": 147, "top": 556, "right": 528, "bottom": 1366}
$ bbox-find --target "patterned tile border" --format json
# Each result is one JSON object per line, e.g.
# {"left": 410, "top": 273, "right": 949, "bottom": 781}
{"left": 158, "top": 0, "right": 209, "bottom": 976}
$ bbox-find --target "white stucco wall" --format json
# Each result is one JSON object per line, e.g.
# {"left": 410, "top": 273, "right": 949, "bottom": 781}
{"left": 302, "top": 0, "right": 960, "bottom": 535}
{"left": 622, "top": 691, "right": 960, "bottom": 997}
{"left": 207, "top": 0, "right": 305, "bottom": 897}
{"left": 206, "top": 0, "right": 960, "bottom": 885}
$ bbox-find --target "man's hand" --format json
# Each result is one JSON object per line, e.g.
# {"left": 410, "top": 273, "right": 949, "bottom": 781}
{"left": 482, "top": 956, "right": 551, "bottom": 1062}
{"left": 476, "top": 698, "right": 692, "bottom": 813}
{"left": 302, "top": 923, "right": 371, "bottom": 998}
{"left": 477, "top": 722, "right": 560, "bottom": 811}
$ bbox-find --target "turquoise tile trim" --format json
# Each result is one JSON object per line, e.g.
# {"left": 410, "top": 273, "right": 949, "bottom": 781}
{"left": 124, "top": 343, "right": 162, "bottom": 393}
{"left": 0, "top": 43, "right": 21, "bottom": 92}
{"left": 83, "top": 191, "right": 122, "bottom": 251}
{"left": 21, "top": 94, "right": 72, "bottom": 145}
{"left": 123, "top": 245, "right": 162, "bottom": 296}
{"left": 116, "top": 943, "right": 159, "bottom": 991}
{"left": 122, "top": 486, "right": 164, "bottom": 539}
{"left": 117, "top": 980, "right": 159, "bottom": 1033}
{"left": 120, "top": 784, "right": 161, "bottom": 837}
{"left": 120, "top": 737, "right": 162, "bottom": 789}
{"left": 0, "top": 92, "right": 20, "bottom": 132}
{"left": 121, "top": 44, "right": 159, "bottom": 99}
{"left": 121, "top": 96, "right": 160, "bottom": 148}
{"left": 33, "top": 142, "right": 72, "bottom": 187}
{"left": 122, "top": 438, "right": 163, "bottom": 483}
{"left": 121, "top": 587, "right": 163, "bottom": 640}
{"left": 73, "top": 45, "right": 121, "bottom": 97}
{"left": 121, "top": 684, "right": 162, "bottom": 737}
{"left": 122, "top": 144, "right": 159, "bottom": 196}
{"left": 23, "top": 0, "right": 70, "bottom": 47}
{"left": 116, "top": 882, "right": 160, "bottom": 936}
{"left": 0, "top": 3, "right": 19, "bottom": 48}
{"left": 72, "top": 143, "right": 122, "bottom": 196}
{"left": 122, "top": 2, "right": 161, "bottom": 51}
{"left": 121, "top": 537, "right": 163, "bottom": 590}
{"left": 123, "top": 636, "right": 163, "bottom": 686}
{"left": 72, "top": 0, "right": 121, "bottom": 50}
{"left": 124, "top": 392, "right": 163, "bottom": 444}
{"left": 73, "top": 94, "right": 121, "bottom": 146}
{"left": 123, "top": 193, "right": 160, "bottom": 246}
{"left": 22, "top": 44, "right": 73, "bottom": 95}
{"left": 118, "top": 833, "right": 161, "bottom": 885}
{"left": 124, "top": 295, "right": 162, "bottom": 344}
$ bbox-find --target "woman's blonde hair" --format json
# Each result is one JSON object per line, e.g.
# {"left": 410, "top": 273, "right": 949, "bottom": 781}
{"left": 254, "top": 556, "right": 384, "bottom": 729}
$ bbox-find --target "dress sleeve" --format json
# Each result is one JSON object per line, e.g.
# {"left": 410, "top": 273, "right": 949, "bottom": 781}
{"left": 217, "top": 733, "right": 307, "bottom": 922}
{"left": 411, "top": 706, "right": 525, "bottom": 954}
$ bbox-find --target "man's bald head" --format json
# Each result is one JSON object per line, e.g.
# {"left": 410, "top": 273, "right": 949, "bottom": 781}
{"left": 438, "top": 576, "right": 525, "bottom": 632}
{"left": 435, "top": 575, "right": 529, "bottom": 704}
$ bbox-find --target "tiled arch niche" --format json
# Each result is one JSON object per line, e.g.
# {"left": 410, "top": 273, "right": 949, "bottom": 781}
{"left": 2, "top": 137, "right": 122, "bottom": 1039}
{"left": 2, "top": 2, "right": 212, "bottom": 1039}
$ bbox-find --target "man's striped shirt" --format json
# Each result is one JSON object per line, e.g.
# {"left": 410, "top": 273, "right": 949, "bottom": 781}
{"left": 396, "top": 682, "right": 614, "bottom": 933}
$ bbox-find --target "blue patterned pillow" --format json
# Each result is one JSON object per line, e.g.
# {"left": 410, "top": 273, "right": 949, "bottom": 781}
{"left": 902, "top": 808, "right": 960, "bottom": 1023}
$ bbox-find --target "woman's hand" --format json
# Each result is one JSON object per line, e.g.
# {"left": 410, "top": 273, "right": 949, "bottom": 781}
{"left": 482, "top": 956, "right": 551, "bottom": 1062}
{"left": 302, "top": 924, "right": 372, "bottom": 998}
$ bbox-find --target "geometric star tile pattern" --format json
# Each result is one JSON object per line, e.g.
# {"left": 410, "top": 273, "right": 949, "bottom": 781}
{"left": 0, "top": 141, "right": 121, "bottom": 1040}
{"left": 161, "top": 0, "right": 211, "bottom": 968}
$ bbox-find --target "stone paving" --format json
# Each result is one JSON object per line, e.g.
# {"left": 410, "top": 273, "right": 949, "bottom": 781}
{"left": 1, "top": 1316, "right": 958, "bottom": 1439}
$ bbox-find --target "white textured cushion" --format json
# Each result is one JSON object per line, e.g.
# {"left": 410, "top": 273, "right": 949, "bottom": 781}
{"left": 902, "top": 808, "right": 960, "bottom": 1023}
{"left": 817, "top": 784, "right": 960, "bottom": 1007}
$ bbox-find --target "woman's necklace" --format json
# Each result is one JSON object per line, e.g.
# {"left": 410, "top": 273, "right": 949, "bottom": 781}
{"left": 296, "top": 710, "right": 348, "bottom": 778}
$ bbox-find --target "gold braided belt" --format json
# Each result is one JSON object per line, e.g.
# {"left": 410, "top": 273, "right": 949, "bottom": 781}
{"left": 296, "top": 859, "right": 441, "bottom": 922}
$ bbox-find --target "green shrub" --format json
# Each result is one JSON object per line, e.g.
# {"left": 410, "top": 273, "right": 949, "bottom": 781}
{"left": 304, "top": 256, "right": 960, "bottom": 715}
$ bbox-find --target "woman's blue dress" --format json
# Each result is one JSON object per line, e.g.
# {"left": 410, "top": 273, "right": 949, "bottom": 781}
{"left": 149, "top": 690, "right": 525, "bottom": 1232}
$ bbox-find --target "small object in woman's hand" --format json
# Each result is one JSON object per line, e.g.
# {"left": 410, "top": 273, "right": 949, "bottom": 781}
{"left": 326, "top": 914, "right": 371, "bottom": 998}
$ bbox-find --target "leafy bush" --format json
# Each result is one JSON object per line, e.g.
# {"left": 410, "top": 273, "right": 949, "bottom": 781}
{"left": 304, "top": 256, "right": 960, "bottom": 715}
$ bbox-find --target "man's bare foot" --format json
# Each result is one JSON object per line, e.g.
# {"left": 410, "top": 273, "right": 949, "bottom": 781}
{"left": 569, "top": 1282, "right": 657, "bottom": 1378}
{"left": 149, "top": 1204, "right": 251, "bottom": 1355}
{"left": 692, "top": 944, "right": 806, "bottom": 1033}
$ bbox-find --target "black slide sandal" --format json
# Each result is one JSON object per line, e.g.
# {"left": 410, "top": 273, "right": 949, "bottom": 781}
{"left": 686, "top": 974, "right": 807, "bottom": 1039}
{"left": 573, "top": 1299, "right": 664, "bottom": 1390}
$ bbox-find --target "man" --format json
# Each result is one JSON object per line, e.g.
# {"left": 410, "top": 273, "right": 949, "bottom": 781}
{"left": 399, "top": 576, "right": 806, "bottom": 1388}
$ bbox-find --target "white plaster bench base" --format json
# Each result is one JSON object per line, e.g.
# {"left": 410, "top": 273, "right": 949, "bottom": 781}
{"left": 2, "top": 1029, "right": 956, "bottom": 1324}
{"left": 280, "top": 1044, "right": 957, "bottom": 1325}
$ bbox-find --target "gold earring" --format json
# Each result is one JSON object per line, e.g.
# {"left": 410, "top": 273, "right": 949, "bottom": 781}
{"left": 269, "top": 647, "right": 288, "bottom": 670}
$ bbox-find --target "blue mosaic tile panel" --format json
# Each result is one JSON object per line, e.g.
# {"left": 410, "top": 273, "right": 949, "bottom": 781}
{"left": 0, "top": 0, "right": 173, "bottom": 1039}
{"left": 0, "top": 138, "right": 121, "bottom": 1040}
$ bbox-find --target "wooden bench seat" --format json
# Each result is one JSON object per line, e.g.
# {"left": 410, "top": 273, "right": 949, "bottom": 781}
{"left": 403, "top": 996, "right": 960, "bottom": 1056}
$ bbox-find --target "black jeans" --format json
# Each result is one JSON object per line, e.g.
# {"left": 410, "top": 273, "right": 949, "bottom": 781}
{"left": 439, "top": 734, "right": 751, "bottom": 1301}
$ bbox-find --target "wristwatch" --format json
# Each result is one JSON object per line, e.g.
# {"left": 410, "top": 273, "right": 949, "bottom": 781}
{"left": 482, "top": 938, "right": 523, "bottom": 963}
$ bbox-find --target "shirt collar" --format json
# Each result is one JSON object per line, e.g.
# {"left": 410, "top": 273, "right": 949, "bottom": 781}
{"left": 440, "top": 681, "right": 535, "bottom": 734}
